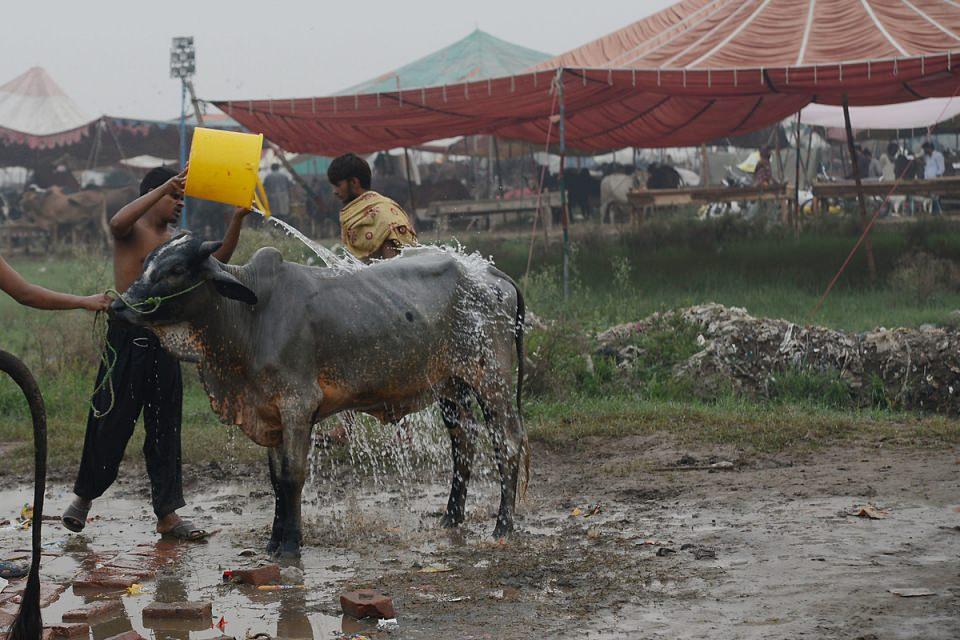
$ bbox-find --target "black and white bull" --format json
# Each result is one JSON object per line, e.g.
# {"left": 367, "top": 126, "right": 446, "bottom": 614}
{"left": 111, "top": 236, "right": 527, "bottom": 557}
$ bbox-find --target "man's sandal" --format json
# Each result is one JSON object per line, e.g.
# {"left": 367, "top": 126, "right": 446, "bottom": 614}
{"left": 61, "top": 500, "right": 90, "bottom": 533}
{"left": 159, "top": 521, "right": 209, "bottom": 541}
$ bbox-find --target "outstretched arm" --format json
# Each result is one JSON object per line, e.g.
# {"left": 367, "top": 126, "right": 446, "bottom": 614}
{"left": 212, "top": 207, "right": 251, "bottom": 264}
{"left": 109, "top": 167, "right": 186, "bottom": 239}
{"left": 0, "top": 257, "right": 111, "bottom": 311}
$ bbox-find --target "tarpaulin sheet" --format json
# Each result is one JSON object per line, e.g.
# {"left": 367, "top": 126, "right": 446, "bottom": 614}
{"left": 215, "top": 0, "right": 960, "bottom": 154}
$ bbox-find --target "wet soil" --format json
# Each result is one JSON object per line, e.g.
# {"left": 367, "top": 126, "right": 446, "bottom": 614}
{"left": 1, "top": 435, "right": 958, "bottom": 639}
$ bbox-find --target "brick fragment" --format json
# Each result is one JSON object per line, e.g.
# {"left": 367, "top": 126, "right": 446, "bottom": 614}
{"left": 339, "top": 589, "right": 396, "bottom": 620}
{"left": 225, "top": 564, "right": 280, "bottom": 586}
{"left": 10, "top": 583, "right": 66, "bottom": 607}
{"left": 62, "top": 599, "right": 124, "bottom": 621}
{"left": 72, "top": 570, "right": 143, "bottom": 591}
{"left": 43, "top": 623, "right": 89, "bottom": 638}
{"left": 104, "top": 631, "right": 146, "bottom": 640}
{"left": 142, "top": 601, "right": 212, "bottom": 619}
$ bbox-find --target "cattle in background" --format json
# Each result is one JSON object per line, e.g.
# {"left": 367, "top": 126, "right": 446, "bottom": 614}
{"left": 646, "top": 163, "right": 683, "bottom": 190}
{"left": 112, "top": 238, "right": 528, "bottom": 557}
{"left": 600, "top": 170, "right": 642, "bottom": 224}
{"left": 18, "top": 185, "right": 137, "bottom": 248}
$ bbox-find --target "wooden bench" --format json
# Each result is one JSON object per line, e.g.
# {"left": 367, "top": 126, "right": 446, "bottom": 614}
{"left": 627, "top": 183, "right": 789, "bottom": 222}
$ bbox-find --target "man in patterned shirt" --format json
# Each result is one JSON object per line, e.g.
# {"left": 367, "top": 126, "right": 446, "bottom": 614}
{"left": 328, "top": 153, "right": 418, "bottom": 262}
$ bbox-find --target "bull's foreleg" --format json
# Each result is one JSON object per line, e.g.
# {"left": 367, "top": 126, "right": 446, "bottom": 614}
{"left": 267, "top": 419, "right": 313, "bottom": 558}
{"left": 438, "top": 390, "right": 476, "bottom": 528}
{"left": 478, "top": 396, "right": 523, "bottom": 539}
{"left": 266, "top": 450, "right": 287, "bottom": 555}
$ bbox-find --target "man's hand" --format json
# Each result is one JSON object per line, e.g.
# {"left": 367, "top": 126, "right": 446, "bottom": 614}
{"left": 232, "top": 205, "right": 253, "bottom": 220}
{"left": 163, "top": 166, "right": 188, "bottom": 199}
{"left": 81, "top": 293, "right": 113, "bottom": 312}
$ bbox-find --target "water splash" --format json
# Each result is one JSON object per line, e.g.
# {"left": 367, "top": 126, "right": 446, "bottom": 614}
{"left": 255, "top": 209, "right": 363, "bottom": 273}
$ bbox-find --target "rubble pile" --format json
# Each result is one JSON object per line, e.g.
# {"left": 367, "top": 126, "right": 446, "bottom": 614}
{"left": 597, "top": 303, "right": 960, "bottom": 413}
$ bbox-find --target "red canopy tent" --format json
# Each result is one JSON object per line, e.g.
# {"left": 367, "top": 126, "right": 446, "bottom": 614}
{"left": 214, "top": 0, "right": 960, "bottom": 155}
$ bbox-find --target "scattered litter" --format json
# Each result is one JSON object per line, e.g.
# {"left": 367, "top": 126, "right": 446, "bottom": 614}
{"left": 257, "top": 585, "right": 304, "bottom": 591}
{"left": 126, "top": 583, "right": 145, "bottom": 596}
{"left": 850, "top": 505, "right": 889, "bottom": 519}
{"left": 216, "top": 616, "right": 227, "bottom": 632}
{"left": 889, "top": 588, "right": 936, "bottom": 597}
{"left": 473, "top": 560, "right": 490, "bottom": 569}
{"left": 710, "top": 461, "right": 734, "bottom": 470}
{"left": 586, "top": 526, "right": 601, "bottom": 539}
{"left": 489, "top": 589, "right": 504, "bottom": 600}
{"left": 656, "top": 547, "right": 676, "bottom": 557}
{"left": 237, "top": 549, "right": 256, "bottom": 557}
{"left": 376, "top": 618, "right": 399, "bottom": 631}
{"left": 693, "top": 547, "right": 717, "bottom": 560}
{"left": 584, "top": 503, "right": 603, "bottom": 518}
{"left": 418, "top": 564, "right": 452, "bottom": 573}
{"left": 639, "top": 539, "right": 668, "bottom": 546}
{"left": 570, "top": 507, "right": 582, "bottom": 517}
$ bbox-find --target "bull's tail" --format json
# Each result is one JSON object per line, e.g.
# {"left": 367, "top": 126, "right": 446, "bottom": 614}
{"left": 1, "top": 351, "right": 47, "bottom": 640}
{"left": 511, "top": 278, "right": 529, "bottom": 501}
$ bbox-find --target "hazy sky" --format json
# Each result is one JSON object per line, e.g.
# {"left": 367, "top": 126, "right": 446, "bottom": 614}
{"left": 2, "top": 0, "right": 675, "bottom": 121}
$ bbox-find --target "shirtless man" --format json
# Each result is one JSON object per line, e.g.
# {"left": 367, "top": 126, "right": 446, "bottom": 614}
{"left": 62, "top": 166, "right": 250, "bottom": 540}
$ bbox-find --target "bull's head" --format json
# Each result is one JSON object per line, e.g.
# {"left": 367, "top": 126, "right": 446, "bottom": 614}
{"left": 110, "top": 234, "right": 257, "bottom": 325}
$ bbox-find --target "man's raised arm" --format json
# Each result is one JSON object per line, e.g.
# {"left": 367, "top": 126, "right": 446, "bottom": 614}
{"left": 212, "top": 206, "right": 252, "bottom": 263}
{"left": 109, "top": 167, "right": 186, "bottom": 239}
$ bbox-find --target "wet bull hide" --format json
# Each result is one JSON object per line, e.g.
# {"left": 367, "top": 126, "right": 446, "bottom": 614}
{"left": 112, "top": 237, "right": 527, "bottom": 557}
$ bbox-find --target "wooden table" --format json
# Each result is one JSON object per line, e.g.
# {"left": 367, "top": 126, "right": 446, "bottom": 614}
{"left": 627, "top": 183, "right": 789, "bottom": 222}
{"left": 809, "top": 176, "right": 960, "bottom": 216}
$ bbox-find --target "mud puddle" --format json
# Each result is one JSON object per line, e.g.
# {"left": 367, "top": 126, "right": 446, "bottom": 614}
{"left": 1, "top": 439, "right": 958, "bottom": 639}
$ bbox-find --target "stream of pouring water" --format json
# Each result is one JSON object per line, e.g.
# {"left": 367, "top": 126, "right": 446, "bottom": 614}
{"left": 254, "top": 208, "right": 360, "bottom": 272}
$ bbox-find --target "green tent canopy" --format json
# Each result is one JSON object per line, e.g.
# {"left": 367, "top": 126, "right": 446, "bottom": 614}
{"left": 335, "top": 29, "right": 550, "bottom": 96}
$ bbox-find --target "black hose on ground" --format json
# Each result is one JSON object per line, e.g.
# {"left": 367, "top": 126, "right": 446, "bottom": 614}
{"left": 1, "top": 350, "right": 47, "bottom": 640}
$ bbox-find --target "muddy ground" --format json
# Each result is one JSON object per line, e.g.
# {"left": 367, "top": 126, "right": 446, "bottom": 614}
{"left": 1, "top": 434, "right": 958, "bottom": 639}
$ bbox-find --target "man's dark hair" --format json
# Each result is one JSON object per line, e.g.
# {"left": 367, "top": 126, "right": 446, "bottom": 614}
{"left": 140, "top": 166, "right": 177, "bottom": 196}
{"left": 863, "top": 148, "right": 873, "bottom": 157}
{"left": 922, "top": 141, "right": 934, "bottom": 151}
{"left": 327, "top": 153, "right": 371, "bottom": 189}
{"left": 271, "top": 163, "right": 280, "bottom": 171}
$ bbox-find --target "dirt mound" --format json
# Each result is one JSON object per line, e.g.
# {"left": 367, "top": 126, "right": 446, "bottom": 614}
{"left": 597, "top": 303, "right": 960, "bottom": 413}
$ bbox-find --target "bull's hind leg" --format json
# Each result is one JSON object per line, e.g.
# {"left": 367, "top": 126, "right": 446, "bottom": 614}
{"left": 438, "top": 381, "right": 476, "bottom": 528}
{"left": 266, "top": 451, "right": 288, "bottom": 555}
{"left": 476, "top": 392, "right": 524, "bottom": 538}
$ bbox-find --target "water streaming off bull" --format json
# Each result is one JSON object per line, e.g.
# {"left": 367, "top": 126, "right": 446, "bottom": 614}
{"left": 255, "top": 214, "right": 510, "bottom": 519}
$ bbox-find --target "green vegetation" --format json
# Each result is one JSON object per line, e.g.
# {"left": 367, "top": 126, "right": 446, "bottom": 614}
{"left": 0, "top": 218, "right": 958, "bottom": 475}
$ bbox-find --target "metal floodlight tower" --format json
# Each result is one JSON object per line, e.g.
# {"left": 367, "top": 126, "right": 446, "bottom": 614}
{"left": 170, "top": 36, "right": 195, "bottom": 228}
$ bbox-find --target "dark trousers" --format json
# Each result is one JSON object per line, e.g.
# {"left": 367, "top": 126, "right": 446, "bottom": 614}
{"left": 74, "top": 320, "right": 184, "bottom": 518}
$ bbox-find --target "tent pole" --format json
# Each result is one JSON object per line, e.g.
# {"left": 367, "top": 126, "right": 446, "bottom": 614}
{"left": 179, "top": 78, "right": 188, "bottom": 229}
{"left": 403, "top": 147, "right": 417, "bottom": 216}
{"left": 558, "top": 72, "right": 569, "bottom": 301}
{"left": 842, "top": 95, "right": 877, "bottom": 282}
{"left": 794, "top": 111, "right": 802, "bottom": 234}
{"left": 493, "top": 136, "right": 504, "bottom": 198}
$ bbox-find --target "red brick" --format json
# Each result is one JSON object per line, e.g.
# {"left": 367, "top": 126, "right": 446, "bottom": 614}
{"left": 142, "top": 601, "right": 212, "bottom": 619}
{"left": 62, "top": 599, "right": 124, "bottom": 621}
{"left": 43, "top": 623, "right": 89, "bottom": 638}
{"left": 10, "top": 583, "right": 66, "bottom": 608}
{"left": 225, "top": 564, "right": 280, "bottom": 586}
{"left": 72, "top": 570, "right": 144, "bottom": 591}
{"left": 339, "top": 589, "right": 396, "bottom": 620}
{"left": 104, "top": 632, "right": 145, "bottom": 640}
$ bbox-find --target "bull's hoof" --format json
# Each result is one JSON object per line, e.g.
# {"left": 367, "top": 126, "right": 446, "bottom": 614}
{"left": 439, "top": 512, "right": 463, "bottom": 529}
{"left": 270, "top": 540, "right": 302, "bottom": 559}
{"left": 492, "top": 518, "right": 514, "bottom": 539}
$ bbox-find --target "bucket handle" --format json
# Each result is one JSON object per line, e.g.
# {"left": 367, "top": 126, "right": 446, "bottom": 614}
{"left": 254, "top": 178, "right": 272, "bottom": 218}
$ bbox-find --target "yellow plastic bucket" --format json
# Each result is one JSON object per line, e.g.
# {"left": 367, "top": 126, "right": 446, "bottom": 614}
{"left": 185, "top": 127, "right": 272, "bottom": 217}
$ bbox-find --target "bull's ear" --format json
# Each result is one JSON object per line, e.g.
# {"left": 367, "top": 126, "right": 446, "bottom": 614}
{"left": 209, "top": 269, "right": 258, "bottom": 305}
{"left": 198, "top": 241, "right": 222, "bottom": 261}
